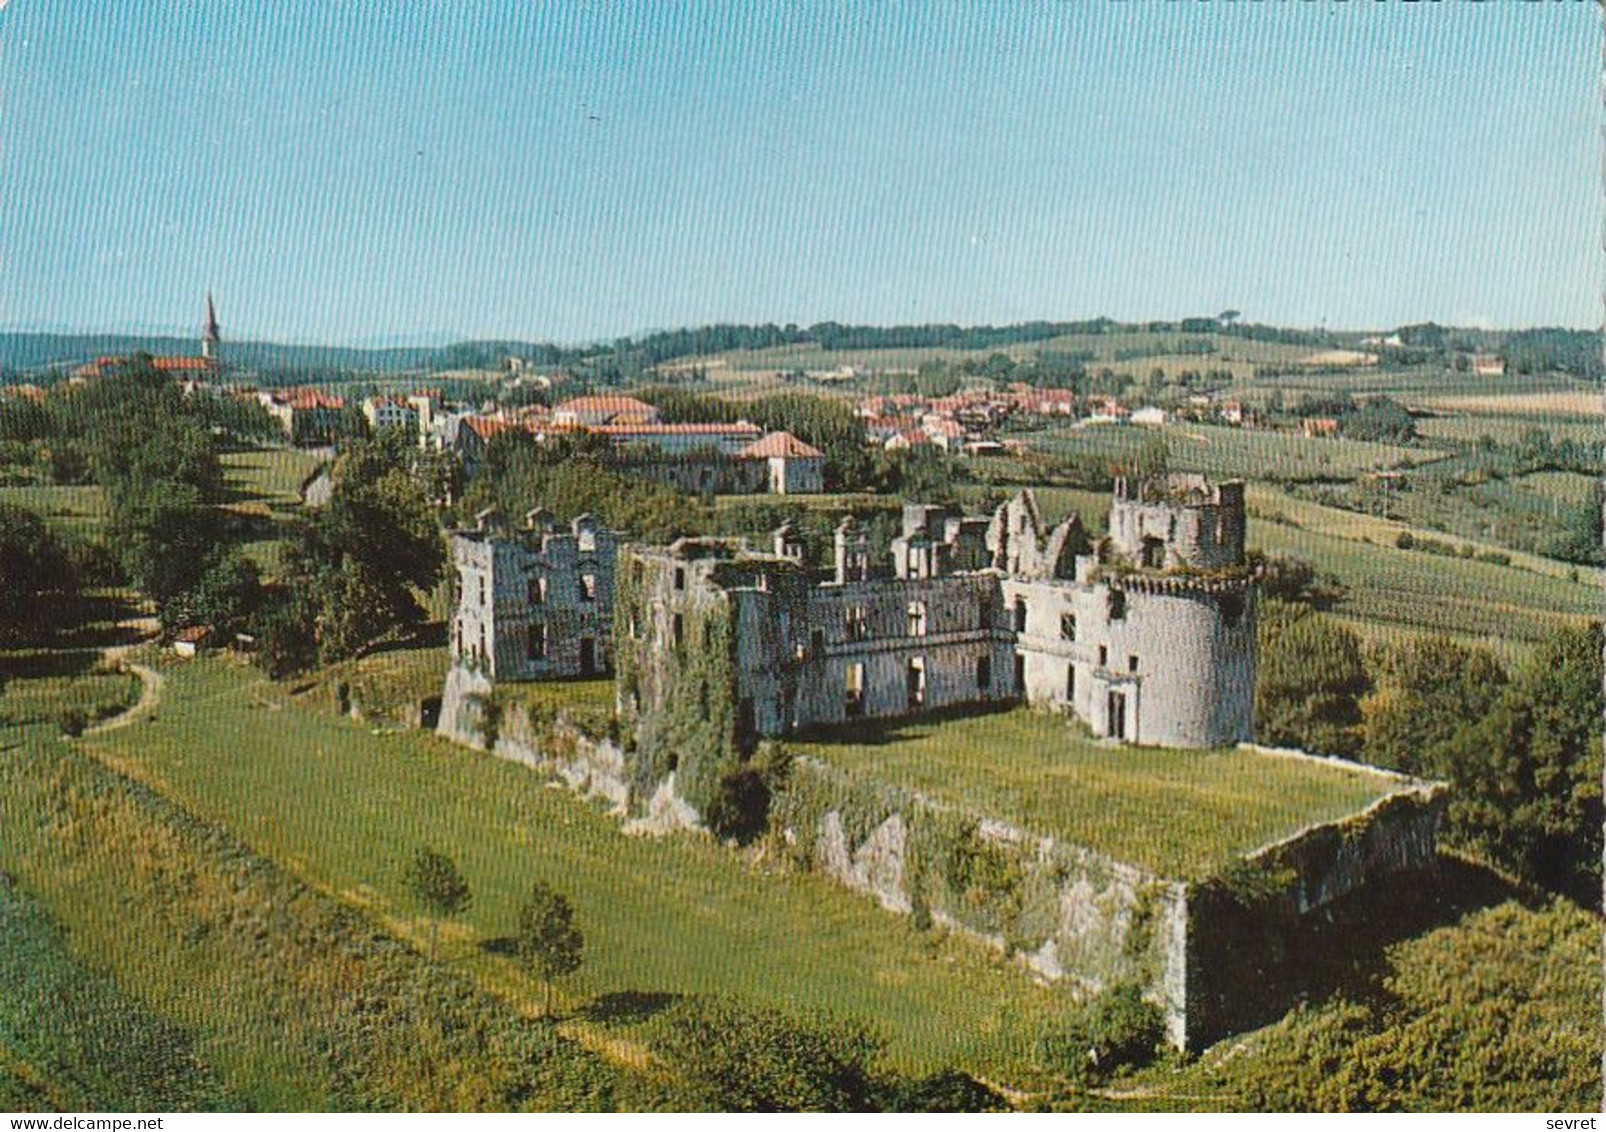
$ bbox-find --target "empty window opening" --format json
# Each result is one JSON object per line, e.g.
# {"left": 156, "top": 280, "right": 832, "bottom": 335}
{"left": 1014, "top": 597, "right": 1028, "bottom": 632}
{"left": 907, "top": 600, "right": 928, "bottom": 637}
{"left": 1066, "top": 663, "right": 1076, "bottom": 700}
{"left": 579, "top": 573, "right": 597, "bottom": 602}
{"left": 976, "top": 654, "right": 992, "bottom": 690}
{"left": 1140, "top": 537, "right": 1165, "bottom": 569}
{"left": 528, "top": 576, "right": 547, "bottom": 605}
{"left": 1128, "top": 654, "right": 1139, "bottom": 673}
{"left": 1108, "top": 590, "right": 1127, "bottom": 621}
{"left": 674, "top": 566, "right": 686, "bottom": 591}
{"left": 672, "top": 614, "right": 684, "bottom": 647}
{"left": 1013, "top": 651, "right": 1026, "bottom": 691}
{"left": 1098, "top": 645, "right": 1108, "bottom": 668}
{"left": 906, "top": 656, "right": 927, "bottom": 711}
{"left": 579, "top": 637, "right": 596, "bottom": 675}
{"left": 845, "top": 663, "right": 866, "bottom": 718}
{"left": 1060, "top": 612, "right": 1077, "bottom": 641}
{"left": 1108, "top": 690, "right": 1128, "bottom": 740}
{"left": 528, "top": 622, "right": 547, "bottom": 660}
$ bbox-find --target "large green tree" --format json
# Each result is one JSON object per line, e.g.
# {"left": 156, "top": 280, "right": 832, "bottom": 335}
{"left": 1255, "top": 601, "right": 1370, "bottom": 758}
{"left": 516, "top": 882, "right": 584, "bottom": 1019}
{"left": 273, "top": 438, "right": 445, "bottom": 666}
{"left": 0, "top": 502, "right": 78, "bottom": 644}
{"left": 1440, "top": 622, "right": 1602, "bottom": 902}
{"left": 1360, "top": 636, "right": 1506, "bottom": 777}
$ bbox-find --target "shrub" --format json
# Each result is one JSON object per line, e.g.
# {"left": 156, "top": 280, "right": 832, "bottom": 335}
{"left": 882, "top": 1068, "right": 1006, "bottom": 1112}
{"left": 1034, "top": 984, "right": 1165, "bottom": 1084}
{"left": 650, "top": 996, "right": 881, "bottom": 1112}
{"left": 56, "top": 707, "right": 88, "bottom": 737}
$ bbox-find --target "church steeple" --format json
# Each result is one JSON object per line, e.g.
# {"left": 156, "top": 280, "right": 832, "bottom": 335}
{"left": 201, "top": 294, "right": 221, "bottom": 362}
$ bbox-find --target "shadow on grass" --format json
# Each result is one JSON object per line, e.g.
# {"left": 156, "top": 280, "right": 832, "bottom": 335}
{"left": 794, "top": 699, "right": 1021, "bottom": 748}
{"left": 577, "top": 991, "right": 682, "bottom": 1025}
{"left": 1189, "top": 852, "right": 1531, "bottom": 1046}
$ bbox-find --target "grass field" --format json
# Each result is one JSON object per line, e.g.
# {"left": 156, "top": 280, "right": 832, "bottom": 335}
{"left": 792, "top": 709, "right": 1396, "bottom": 881}
{"left": 1414, "top": 391, "right": 1601, "bottom": 417}
{"left": 0, "top": 653, "right": 139, "bottom": 728}
{"left": 221, "top": 446, "right": 325, "bottom": 506}
{"left": 0, "top": 483, "right": 109, "bottom": 538}
{"left": 1016, "top": 422, "right": 1443, "bottom": 482}
{"left": 72, "top": 657, "right": 1071, "bottom": 1073}
{"left": 1414, "top": 413, "right": 1602, "bottom": 447}
{"left": 1515, "top": 470, "right": 1598, "bottom": 506}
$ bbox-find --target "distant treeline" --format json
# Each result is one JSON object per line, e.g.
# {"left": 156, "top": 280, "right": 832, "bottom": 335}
{"left": 6, "top": 320, "right": 1599, "bottom": 382}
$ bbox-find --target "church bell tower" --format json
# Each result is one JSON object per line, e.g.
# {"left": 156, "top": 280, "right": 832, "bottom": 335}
{"left": 201, "top": 294, "right": 221, "bottom": 362}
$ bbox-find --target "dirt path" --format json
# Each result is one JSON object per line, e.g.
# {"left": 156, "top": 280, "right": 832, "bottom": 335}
{"left": 86, "top": 661, "right": 163, "bottom": 734}
{"left": 82, "top": 615, "right": 164, "bottom": 735}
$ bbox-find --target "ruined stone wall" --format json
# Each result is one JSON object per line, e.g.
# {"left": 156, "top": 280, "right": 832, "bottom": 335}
{"left": 1107, "top": 479, "right": 1246, "bottom": 571}
{"left": 448, "top": 523, "right": 618, "bottom": 681}
{"left": 436, "top": 664, "right": 634, "bottom": 815}
{"left": 1182, "top": 774, "right": 1447, "bottom": 1047}
{"left": 795, "top": 575, "right": 1015, "bottom": 727}
{"left": 775, "top": 755, "right": 1194, "bottom": 1048}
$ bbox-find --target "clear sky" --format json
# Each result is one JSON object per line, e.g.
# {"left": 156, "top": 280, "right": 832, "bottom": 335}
{"left": 0, "top": 3, "right": 1597, "bottom": 344}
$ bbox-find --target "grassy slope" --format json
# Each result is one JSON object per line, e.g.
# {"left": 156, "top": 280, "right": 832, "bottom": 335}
{"left": 793, "top": 709, "right": 1395, "bottom": 880}
{"left": 0, "top": 484, "right": 109, "bottom": 539}
{"left": 0, "top": 655, "right": 140, "bottom": 727}
{"left": 220, "top": 447, "right": 323, "bottom": 576}
{"left": 1018, "top": 421, "right": 1443, "bottom": 481}
{"left": 0, "top": 724, "right": 624, "bottom": 1111}
{"left": 73, "top": 657, "right": 1070, "bottom": 1073}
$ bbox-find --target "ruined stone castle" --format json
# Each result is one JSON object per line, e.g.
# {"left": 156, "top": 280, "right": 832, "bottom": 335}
{"left": 449, "top": 474, "right": 1258, "bottom": 751}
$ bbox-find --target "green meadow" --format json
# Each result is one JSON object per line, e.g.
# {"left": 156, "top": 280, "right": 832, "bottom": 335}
{"left": 64, "top": 657, "right": 1070, "bottom": 1073}
{"left": 792, "top": 708, "right": 1396, "bottom": 881}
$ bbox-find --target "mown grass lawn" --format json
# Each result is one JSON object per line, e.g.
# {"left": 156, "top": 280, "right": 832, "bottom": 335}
{"left": 221, "top": 447, "right": 324, "bottom": 507}
{"left": 0, "top": 653, "right": 139, "bottom": 728}
{"left": 0, "top": 483, "right": 110, "bottom": 538}
{"left": 77, "top": 657, "right": 1070, "bottom": 1073}
{"left": 792, "top": 708, "right": 1396, "bottom": 881}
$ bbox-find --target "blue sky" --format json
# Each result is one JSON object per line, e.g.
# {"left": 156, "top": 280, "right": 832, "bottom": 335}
{"left": 0, "top": 3, "right": 1597, "bottom": 343}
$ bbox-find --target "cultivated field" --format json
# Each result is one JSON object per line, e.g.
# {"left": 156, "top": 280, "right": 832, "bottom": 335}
{"left": 1015, "top": 421, "right": 1443, "bottom": 481}
{"left": 1414, "top": 391, "right": 1601, "bottom": 418}
{"left": 793, "top": 708, "right": 1397, "bottom": 881}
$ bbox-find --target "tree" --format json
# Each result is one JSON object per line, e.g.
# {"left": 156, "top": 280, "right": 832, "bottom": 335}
{"left": 1439, "top": 623, "right": 1602, "bottom": 903}
{"left": 1360, "top": 636, "right": 1505, "bottom": 777}
{"left": 405, "top": 848, "right": 472, "bottom": 961}
{"left": 106, "top": 482, "right": 222, "bottom": 611}
{"left": 163, "top": 548, "right": 264, "bottom": 637}
{"left": 516, "top": 882, "right": 584, "bottom": 1018}
{"left": 1255, "top": 601, "right": 1370, "bottom": 757}
{"left": 0, "top": 502, "right": 77, "bottom": 644}
{"left": 267, "top": 441, "right": 446, "bottom": 670}
{"left": 652, "top": 996, "right": 881, "bottom": 1111}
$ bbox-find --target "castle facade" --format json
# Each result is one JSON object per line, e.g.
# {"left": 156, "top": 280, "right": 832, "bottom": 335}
{"left": 449, "top": 474, "right": 1258, "bottom": 749}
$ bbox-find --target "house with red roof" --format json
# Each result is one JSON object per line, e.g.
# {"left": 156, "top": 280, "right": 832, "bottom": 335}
{"left": 738, "top": 430, "right": 826, "bottom": 494}
{"left": 552, "top": 395, "right": 662, "bottom": 427}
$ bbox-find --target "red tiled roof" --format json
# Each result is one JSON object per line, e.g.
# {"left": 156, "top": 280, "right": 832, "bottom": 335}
{"left": 274, "top": 389, "right": 345, "bottom": 411}
{"left": 464, "top": 415, "right": 522, "bottom": 440}
{"left": 593, "top": 422, "right": 762, "bottom": 438}
{"left": 554, "top": 395, "right": 659, "bottom": 417}
{"left": 738, "top": 430, "right": 825, "bottom": 460}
